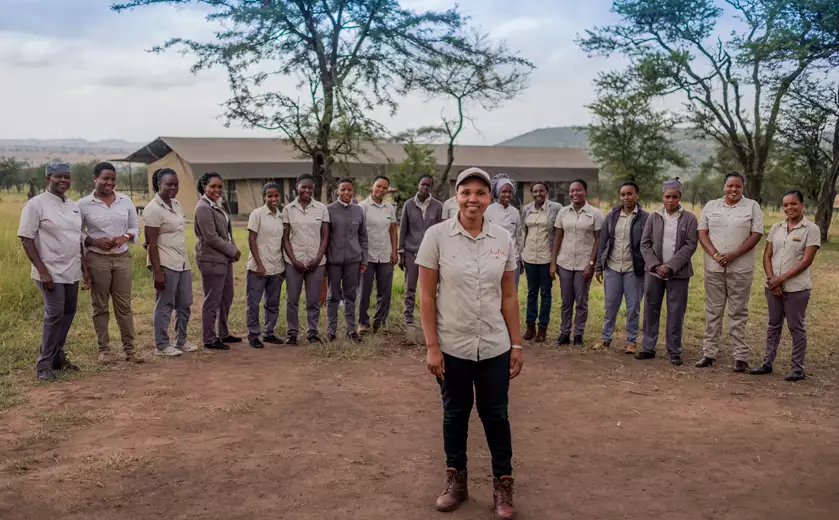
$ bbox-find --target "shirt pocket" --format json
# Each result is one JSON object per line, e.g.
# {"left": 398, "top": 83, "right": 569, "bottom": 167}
{"left": 732, "top": 211, "right": 753, "bottom": 230}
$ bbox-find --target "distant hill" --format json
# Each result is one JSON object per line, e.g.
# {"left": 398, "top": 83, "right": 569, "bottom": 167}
{"left": 497, "top": 127, "right": 717, "bottom": 178}
{"left": 0, "top": 139, "right": 145, "bottom": 165}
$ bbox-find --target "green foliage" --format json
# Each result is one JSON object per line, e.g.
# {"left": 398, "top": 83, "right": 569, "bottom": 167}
{"left": 70, "top": 160, "right": 97, "bottom": 197}
{"left": 389, "top": 139, "right": 437, "bottom": 214}
{"left": 586, "top": 71, "right": 686, "bottom": 202}
{"left": 578, "top": 0, "right": 839, "bottom": 201}
{"left": 0, "top": 157, "right": 23, "bottom": 193}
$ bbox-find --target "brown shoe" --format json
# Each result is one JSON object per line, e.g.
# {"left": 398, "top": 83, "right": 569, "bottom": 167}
{"left": 435, "top": 468, "right": 468, "bottom": 512}
{"left": 97, "top": 351, "right": 115, "bottom": 365}
{"left": 125, "top": 352, "right": 145, "bottom": 364}
{"left": 625, "top": 343, "right": 636, "bottom": 355}
{"left": 357, "top": 324, "right": 370, "bottom": 335}
{"left": 534, "top": 326, "right": 547, "bottom": 343}
{"left": 523, "top": 323, "right": 536, "bottom": 342}
{"left": 493, "top": 476, "right": 515, "bottom": 519}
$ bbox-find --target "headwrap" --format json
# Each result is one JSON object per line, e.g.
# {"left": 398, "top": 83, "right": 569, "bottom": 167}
{"left": 491, "top": 173, "right": 516, "bottom": 199}
{"left": 662, "top": 178, "right": 682, "bottom": 193}
{"left": 45, "top": 162, "right": 71, "bottom": 177}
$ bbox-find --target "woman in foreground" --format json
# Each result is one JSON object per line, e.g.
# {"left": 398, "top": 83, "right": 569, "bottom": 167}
{"left": 417, "top": 167, "right": 524, "bottom": 519}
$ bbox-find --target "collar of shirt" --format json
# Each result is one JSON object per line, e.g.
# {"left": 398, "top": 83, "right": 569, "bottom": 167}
{"left": 414, "top": 194, "right": 431, "bottom": 208}
{"left": 263, "top": 204, "right": 281, "bottom": 218}
{"left": 154, "top": 193, "right": 180, "bottom": 212}
{"left": 44, "top": 190, "right": 70, "bottom": 204}
{"left": 719, "top": 197, "right": 748, "bottom": 209}
{"left": 448, "top": 216, "right": 495, "bottom": 240}
{"left": 367, "top": 196, "right": 387, "bottom": 208}
{"left": 81, "top": 191, "right": 126, "bottom": 205}
{"left": 202, "top": 194, "right": 226, "bottom": 211}
{"left": 621, "top": 205, "right": 639, "bottom": 216}
{"left": 339, "top": 200, "right": 351, "bottom": 207}
{"left": 570, "top": 202, "right": 595, "bottom": 215}
{"left": 656, "top": 205, "right": 684, "bottom": 217}
{"left": 780, "top": 216, "right": 809, "bottom": 231}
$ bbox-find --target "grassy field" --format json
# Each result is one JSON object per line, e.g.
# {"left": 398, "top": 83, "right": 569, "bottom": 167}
{"left": 1, "top": 193, "right": 838, "bottom": 411}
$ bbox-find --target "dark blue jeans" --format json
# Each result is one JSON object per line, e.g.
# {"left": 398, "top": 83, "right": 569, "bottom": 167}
{"left": 524, "top": 262, "right": 553, "bottom": 327}
{"left": 438, "top": 350, "right": 512, "bottom": 478}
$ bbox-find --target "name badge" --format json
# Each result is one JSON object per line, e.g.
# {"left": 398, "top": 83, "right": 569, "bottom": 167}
{"left": 792, "top": 237, "right": 802, "bottom": 242}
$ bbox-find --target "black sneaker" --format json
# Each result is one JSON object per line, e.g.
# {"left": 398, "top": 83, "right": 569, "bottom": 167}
{"left": 54, "top": 358, "right": 80, "bottom": 371}
{"left": 263, "top": 335, "right": 285, "bottom": 345}
{"left": 285, "top": 335, "right": 298, "bottom": 346}
{"left": 348, "top": 332, "right": 362, "bottom": 343}
{"left": 556, "top": 334, "right": 571, "bottom": 345}
{"left": 785, "top": 370, "right": 806, "bottom": 382}
{"left": 248, "top": 337, "right": 265, "bottom": 349}
{"left": 733, "top": 360, "right": 749, "bottom": 373}
{"left": 37, "top": 368, "right": 56, "bottom": 381}
{"left": 326, "top": 333, "right": 337, "bottom": 343}
{"left": 670, "top": 356, "right": 683, "bottom": 366}
{"left": 750, "top": 364, "right": 773, "bottom": 375}
{"left": 635, "top": 351, "right": 656, "bottom": 360}
{"left": 573, "top": 335, "right": 584, "bottom": 346}
{"left": 204, "top": 340, "right": 230, "bottom": 350}
{"left": 220, "top": 335, "right": 242, "bottom": 344}
{"left": 308, "top": 335, "right": 324, "bottom": 344}
{"left": 372, "top": 323, "right": 382, "bottom": 333}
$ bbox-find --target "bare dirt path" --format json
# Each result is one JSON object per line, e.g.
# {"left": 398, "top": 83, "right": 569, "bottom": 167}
{"left": 1, "top": 344, "right": 838, "bottom": 520}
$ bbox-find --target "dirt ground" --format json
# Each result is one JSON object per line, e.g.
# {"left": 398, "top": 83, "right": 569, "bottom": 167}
{"left": 1, "top": 342, "right": 838, "bottom": 520}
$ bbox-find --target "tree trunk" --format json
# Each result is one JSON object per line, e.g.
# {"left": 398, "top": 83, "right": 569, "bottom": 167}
{"left": 815, "top": 162, "right": 839, "bottom": 242}
{"left": 744, "top": 152, "right": 764, "bottom": 202}
{"left": 435, "top": 141, "right": 455, "bottom": 200}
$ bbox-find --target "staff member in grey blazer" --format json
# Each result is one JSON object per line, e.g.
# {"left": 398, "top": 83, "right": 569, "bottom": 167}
{"left": 635, "top": 179, "right": 698, "bottom": 366}
{"left": 398, "top": 174, "right": 443, "bottom": 327}
{"left": 357, "top": 175, "right": 398, "bottom": 334}
{"left": 326, "top": 178, "right": 368, "bottom": 342}
{"left": 194, "top": 172, "right": 242, "bottom": 350}
{"left": 521, "top": 182, "right": 562, "bottom": 343}
{"left": 595, "top": 181, "right": 648, "bottom": 354}
{"left": 144, "top": 168, "right": 198, "bottom": 357}
{"left": 283, "top": 173, "right": 330, "bottom": 344}
{"left": 245, "top": 182, "right": 286, "bottom": 348}
{"left": 750, "top": 190, "right": 820, "bottom": 382}
{"left": 79, "top": 162, "right": 141, "bottom": 364}
{"left": 18, "top": 162, "right": 89, "bottom": 381}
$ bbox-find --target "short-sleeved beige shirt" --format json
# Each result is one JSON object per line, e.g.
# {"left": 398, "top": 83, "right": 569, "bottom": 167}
{"left": 17, "top": 191, "right": 83, "bottom": 283}
{"left": 247, "top": 205, "right": 285, "bottom": 276}
{"left": 359, "top": 196, "right": 396, "bottom": 263}
{"left": 555, "top": 202, "right": 604, "bottom": 271}
{"left": 521, "top": 205, "right": 552, "bottom": 264}
{"left": 606, "top": 206, "right": 636, "bottom": 273}
{"left": 698, "top": 197, "right": 763, "bottom": 273}
{"left": 766, "top": 217, "right": 820, "bottom": 292}
{"left": 442, "top": 196, "right": 458, "bottom": 220}
{"left": 282, "top": 198, "right": 330, "bottom": 266}
{"left": 142, "top": 194, "right": 190, "bottom": 272}
{"left": 415, "top": 217, "right": 517, "bottom": 362}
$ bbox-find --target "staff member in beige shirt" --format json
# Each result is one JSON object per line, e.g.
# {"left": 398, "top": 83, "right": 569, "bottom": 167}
{"left": 750, "top": 190, "right": 820, "bottom": 382}
{"left": 79, "top": 162, "right": 141, "bottom": 365}
{"left": 18, "top": 162, "right": 89, "bottom": 381}
{"left": 696, "top": 172, "right": 763, "bottom": 371}
{"left": 283, "top": 173, "right": 330, "bottom": 344}
{"left": 442, "top": 195, "right": 458, "bottom": 220}
{"left": 245, "top": 182, "right": 286, "bottom": 348}
{"left": 418, "top": 167, "right": 522, "bottom": 520}
{"left": 551, "top": 179, "right": 604, "bottom": 346}
{"left": 144, "top": 168, "right": 198, "bottom": 357}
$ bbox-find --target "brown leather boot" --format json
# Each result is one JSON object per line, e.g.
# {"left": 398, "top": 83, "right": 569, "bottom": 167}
{"left": 534, "top": 326, "right": 547, "bottom": 343}
{"left": 493, "top": 476, "right": 515, "bottom": 519}
{"left": 523, "top": 323, "right": 536, "bottom": 341}
{"left": 435, "top": 468, "right": 468, "bottom": 512}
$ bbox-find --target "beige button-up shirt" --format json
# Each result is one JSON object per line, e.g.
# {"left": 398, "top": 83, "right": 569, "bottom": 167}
{"left": 766, "top": 217, "right": 820, "bottom": 292}
{"left": 555, "top": 202, "right": 604, "bottom": 271}
{"left": 698, "top": 197, "right": 763, "bottom": 273}
{"left": 485, "top": 202, "right": 523, "bottom": 263}
{"left": 247, "top": 205, "right": 285, "bottom": 276}
{"left": 416, "top": 217, "right": 517, "bottom": 361}
{"left": 606, "top": 206, "right": 637, "bottom": 273}
{"left": 414, "top": 194, "right": 432, "bottom": 219}
{"left": 442, "top": 196, "right": 458, "bottom": 220}
{"left": 17, "top": 191, "right": 83, "bottom": 284}
{"left": 521, "top": 205, "right": 552, "bottom": 264}
{"left": 359, "top": 196, "right": 396, "bottom": 263}
{"left": 142, "top": 194, "right": 190, "bottom": 272}
{"left": 659, "top": 206, "right": 682, "bottom": 264}
{"left": 282, "top": 198, "right": 330, "bottom": 266}
{"left": 78, "top": 191, "right": 140, "bottom": 255}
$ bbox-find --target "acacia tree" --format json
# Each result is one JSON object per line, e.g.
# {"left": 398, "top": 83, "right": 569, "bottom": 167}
{"left": 579, "top": 0, "right": 839, "bottom": 201}
{"left": 777, "top": 78, "right": 839, "bottom": 241}
{"left": 586, "top": 71, "right": 686, "bottom": 201}
{"left": 407, "top": 32, "right": 533, "bottom": 200}
{"left": 112, "top": 0, "right": 506, "bottom": 200}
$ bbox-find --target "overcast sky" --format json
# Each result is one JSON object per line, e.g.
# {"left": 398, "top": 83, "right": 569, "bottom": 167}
{"left": 0, "top": 0, "right": 627, "bottom": 145}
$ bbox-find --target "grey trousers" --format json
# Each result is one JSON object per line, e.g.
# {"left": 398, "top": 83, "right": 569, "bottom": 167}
{"left": 358, "top": 262, "right": 394, "bottom": 327}
{"left": 764, "top": 288, "right": 810, "bottom": 372}
{"left": 559, "top": 268, "right": 593, "bottom": 336}
{"left": 601, "top": 268, "right": 644, "bottom": 344}
{"left": 198, "top": 261, "right": 235, "bottom": 344}
{"left": 285, "top": 264, "right": 325, "bottom": 338}
{"left": 641, "top": 275, "right": 690, "bottom": 357}
{"left": 246, "top": 270, "right": 284, "bottom": 339}
{"left": 35, "top": 281, "right": 79, "bottom": 372}
{"left": 403, "top": 251, "right": 420, "bottom": 324}
{"left": 326, "top": 263, "right": 360, "bottom": 336}
{"left": 153, "top": 267, "right": 193, "bottom": 350}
